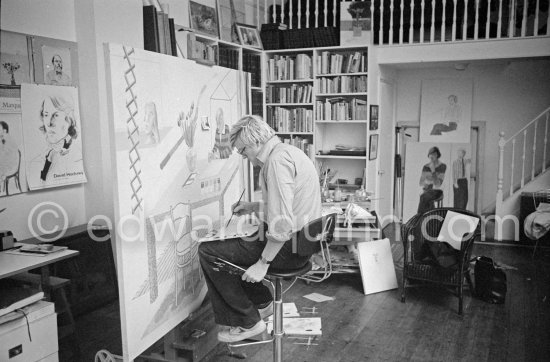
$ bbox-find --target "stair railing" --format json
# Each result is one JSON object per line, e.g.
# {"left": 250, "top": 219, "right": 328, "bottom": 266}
{"left": 495, "top": 106, "right": 550, "bottom": 216}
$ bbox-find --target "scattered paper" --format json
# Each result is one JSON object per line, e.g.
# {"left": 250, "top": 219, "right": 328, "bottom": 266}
{"left": 267, "top": 303, "right": 299, "bottom": 321}
{"left": 267, "top": 317, "right": 322, "bottom": 336}
{"left": 303, "top": 293, "right": 334, "bottom": 302}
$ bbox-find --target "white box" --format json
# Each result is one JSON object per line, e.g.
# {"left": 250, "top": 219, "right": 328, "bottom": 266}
{"left": 0, "top": 301, "right": 58, "bottom": 362}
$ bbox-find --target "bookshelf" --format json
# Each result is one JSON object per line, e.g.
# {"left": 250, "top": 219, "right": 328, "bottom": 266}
{"left": 264, "top": 49, "right": 315, "bottom": 158}
{"left": 314, "top": 46, "right": 369, "bottom": 195}
{"left": 264, "top": 45, "right": 369, "bottom": 192}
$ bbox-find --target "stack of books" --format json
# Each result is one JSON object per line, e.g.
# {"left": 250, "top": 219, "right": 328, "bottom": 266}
{"left": 260, "top": 23, "right": 288, "bottom": 50}
{"left": 143, "top": 4, "right": 177, "bottom": 56}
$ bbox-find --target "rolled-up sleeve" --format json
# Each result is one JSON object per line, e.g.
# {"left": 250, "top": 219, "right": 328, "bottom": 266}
{"left": 264, "top": 153, "right": 296, "bottom": 243}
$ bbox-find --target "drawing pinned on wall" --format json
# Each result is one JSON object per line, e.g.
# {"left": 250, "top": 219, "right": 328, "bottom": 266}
{"left": 42, "top": 45, "right": 72, "bottom": 86}
{"left": 0, "top": 86, "right": 26, "bottom": 197}
{"left": 420, "top": 78, "right": 473, "bottom": 143}
{"left": 0, "top": 31, "right": 31, "bottom": 86}
{"left": 21, "top": 84, "right": 87, "bottom": 191}
{"left": 104, "top": 43, "right": 248, "bottom": 362}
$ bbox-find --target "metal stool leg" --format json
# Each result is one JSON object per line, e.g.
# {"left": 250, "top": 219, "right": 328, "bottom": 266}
{"left": 273, "top": 277, "right": 283, "bottom": 362}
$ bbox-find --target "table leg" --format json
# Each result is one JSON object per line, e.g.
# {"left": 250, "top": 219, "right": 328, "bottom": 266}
{"left": 40, "top": 266, "right": 51, "bottom": 301}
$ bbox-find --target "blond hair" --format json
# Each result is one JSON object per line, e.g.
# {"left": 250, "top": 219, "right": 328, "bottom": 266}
{"left": 230, "top": 115, "right": 275, "bottom": 147}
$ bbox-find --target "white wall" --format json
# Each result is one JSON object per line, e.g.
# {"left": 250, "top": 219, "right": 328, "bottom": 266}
{"left": 1, "top": 0, "right": 85, "bottom": 240}
{"left": 393, "top": 59, "right": 550, "bottom": 214}
{"left": 0, "top": 0, "right": 143, "bottom": 240}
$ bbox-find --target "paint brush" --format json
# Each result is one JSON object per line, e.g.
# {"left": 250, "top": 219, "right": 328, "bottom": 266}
{"left": 226, "top": 189, "right": 245, "bottom": 228}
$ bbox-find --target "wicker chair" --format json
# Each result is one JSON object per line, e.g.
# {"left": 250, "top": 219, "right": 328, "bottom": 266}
{"left": 400, "top": 207, "right": 481, "bottom": 315}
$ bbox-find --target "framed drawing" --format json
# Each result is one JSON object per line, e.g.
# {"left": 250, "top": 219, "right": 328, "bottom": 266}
{"left": 217, "top": 0, "right": 245, "bottom": 43}
{"left": 31, "top": 36, "right": 79, "bottom": 87}
{"left": 189, "top": 0, "right": 220, "bottom": 38}
{"left": 0, "top": 30, "right": 32, "bottom": 86}
{"left": 235, "top": 23, "right": 263, "bottom": 49}
{"left": 369, "top": 104, "right": 378, "bottom": 130}
{"left": 369, "top": 134, "right": 378, "bottom": 160}
{"left": 340, "top": 1, "right": 372, "bottom": 46}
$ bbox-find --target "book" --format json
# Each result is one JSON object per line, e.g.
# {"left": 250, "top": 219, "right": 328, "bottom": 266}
{"left": 169, "top": 18, "right": 177, "bottom": 56}
{"left": 5, "top": 243, "right": 68, "bottom": 256}
{"left": 143, "top": 5, "right": 160, "bottom": 52}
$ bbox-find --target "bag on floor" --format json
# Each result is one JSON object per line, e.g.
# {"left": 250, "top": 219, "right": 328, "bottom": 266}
{"left": 474, "top": 256, "right": 507, "bottom": 304}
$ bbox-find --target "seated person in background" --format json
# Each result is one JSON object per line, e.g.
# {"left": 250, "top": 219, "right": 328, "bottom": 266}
{"left": 417, "top": 146, "right": 447, "bottom": 214}
{"left": 198, "top": 115, "right": 321, "bottom": 343}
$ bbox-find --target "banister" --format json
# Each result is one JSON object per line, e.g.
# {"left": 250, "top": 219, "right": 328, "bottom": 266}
{"left": 503, "top": 106, "right": 550, "bottom": 144}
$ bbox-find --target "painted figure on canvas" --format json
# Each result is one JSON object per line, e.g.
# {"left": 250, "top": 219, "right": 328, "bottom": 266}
{"left": 430, "top": 94, "right": 462, "bottom": 135}
{"left": 417, "top": 146, "right": 447, "bottom": 214}
{"left": 140, "top": 101, "right": 160, "bottom": 145}
{"left": 211, "top": 107, "right": 232, "bottom": 159}
{"left": 0, "top": 121, "right": 20, "bottom": 193}
{"left": 452, "top": 148, "right": 470, "bottom": 209}
{"left": 199, "top": 115, "right": 322, "bottom": 343}
{"left": 45, "top": 54, "right": 72, "bottom": 86}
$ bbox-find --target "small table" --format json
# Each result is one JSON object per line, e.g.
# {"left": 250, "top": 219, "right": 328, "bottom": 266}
{"left": 0, "top": 246, "right": 79, "bottom": 300}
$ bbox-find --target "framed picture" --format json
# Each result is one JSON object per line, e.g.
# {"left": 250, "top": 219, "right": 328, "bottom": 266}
{"left": 340, "top": 1, "right": 372, "bottom": 46}
{"left": 369, "top": 134, "right": 378, "bottom": 160}
{"left": 1, "top": 30, "right": 32, "bottom": 86}
{"left": 189, "top": 0, "right": 220, "bottom": 38}
{"left": 235, "top": 23, "right": 263, "bottom": 49}
{"left": 217, "top": 0, "right": 245, "bottom": 43}
{"left": 31, "top": 36, "right": 79, "bottom": 87}
{"left": 369, "top": 104, "right": 379, "bottom": 130}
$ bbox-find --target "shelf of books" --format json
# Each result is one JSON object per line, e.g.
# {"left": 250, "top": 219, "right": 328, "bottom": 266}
{"left": 313, "top": 46, "right": 369, "bottom": 197}
{"left": 264, "top": 49, "right": 315, "bottom": 159}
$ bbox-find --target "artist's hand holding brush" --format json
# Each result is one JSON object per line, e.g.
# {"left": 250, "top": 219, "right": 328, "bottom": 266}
{"left": 231, "top": 201, "right": 259, "bottom": 217}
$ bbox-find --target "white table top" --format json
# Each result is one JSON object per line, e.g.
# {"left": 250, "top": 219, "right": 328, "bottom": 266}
{"left": 0, "top": 247, "right": 79, "bottom": 279}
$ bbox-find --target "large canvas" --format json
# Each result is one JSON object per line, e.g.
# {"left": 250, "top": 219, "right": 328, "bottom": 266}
{"left": 21, "top": 84, "right": 87, "bottom": 190}
{"left": 419, "top": 78, "right": 473, "bottom": 143}
{"left": 104, "top": 43, "right": 248, "bottom": 361}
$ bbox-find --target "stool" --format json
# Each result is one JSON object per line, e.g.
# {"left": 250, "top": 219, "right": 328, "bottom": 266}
{"left": 229, "top": 262, "right": 312, "bottom": 362}
{"left": 433, "top": 194, "right": 443, "bottom": 208}
{"left": 9, "top": 272, "right": 81, "bottom": 358}
{"left": 266, "top": 262, "right": 312, "bottom": 362}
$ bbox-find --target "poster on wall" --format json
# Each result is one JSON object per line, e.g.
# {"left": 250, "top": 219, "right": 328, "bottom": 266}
{"left": 403, "top": 142, "right": 473, "bottom": 221}
{"left": 21, "top": 84, "right": 87, "bottom": 190}
{"left": 419, "top": 78, "right": 473, "bottom": 143}
{"left": 0, "top": 86, "right": 27, "bottom": 197}
{"left": 42, "top": 45, "right": 73, "bottom": 86}
{"left": 0, "top": 31, "right": 32, "bottom": 86}
{"left": 340, "top": 1, "right": 372, "bottom": 46}
{"left": 104, "top": 43, "right": 248, "bottom": 361}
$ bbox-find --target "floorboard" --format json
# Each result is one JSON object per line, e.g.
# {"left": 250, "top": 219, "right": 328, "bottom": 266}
{"left": 59, "top": 239, "right": 550, "bottom": 362}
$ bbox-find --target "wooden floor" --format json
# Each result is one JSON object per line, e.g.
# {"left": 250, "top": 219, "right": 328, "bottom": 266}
{"left": 60, "top": 241, "right": 550, "bottom": 362}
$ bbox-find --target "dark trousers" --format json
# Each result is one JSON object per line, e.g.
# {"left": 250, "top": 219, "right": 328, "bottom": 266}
{"left": 453, "top": 178, "right": 468, "bottom": 209}
{"left": 417, "top": 189, "right": 443, "bottom": 214}
{"left": 198, "top": 229, "right": 309, "bottom": 328}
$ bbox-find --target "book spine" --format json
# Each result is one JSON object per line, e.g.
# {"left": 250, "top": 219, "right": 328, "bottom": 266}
{"left": 143, "top": 5, "right": 160, "bottom": 52}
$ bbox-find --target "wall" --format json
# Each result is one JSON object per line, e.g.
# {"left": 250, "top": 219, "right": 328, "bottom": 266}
{"left": 1, "top": 0, "right": 85, "bottom": 240}
{"left": 1, "top": 0, "right": 143, "bottom": 240}
{"left": 392, "top": 59, "right": 550, "bottom": 215}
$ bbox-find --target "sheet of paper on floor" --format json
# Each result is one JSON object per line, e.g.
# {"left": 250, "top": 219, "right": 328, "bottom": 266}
{"left": 266, "top": 302, "right": 299, "bottom": 321}
{"left": 267, "top": 317, "right": 322, "bottom": 336}
{"left": 303, "top": 292, "right": 335, "bottom": 302}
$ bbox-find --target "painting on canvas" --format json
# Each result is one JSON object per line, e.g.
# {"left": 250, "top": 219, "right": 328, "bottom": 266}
{"left": 104, "top": 43, "right": 248, "bottom": 361}
{"left": 419, "top": 78, "right": 473, "bottom": 143}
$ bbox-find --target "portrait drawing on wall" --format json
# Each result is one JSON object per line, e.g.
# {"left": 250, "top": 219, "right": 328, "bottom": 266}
{"left": 42, "top": 45, "right": 72, "bottom": 86}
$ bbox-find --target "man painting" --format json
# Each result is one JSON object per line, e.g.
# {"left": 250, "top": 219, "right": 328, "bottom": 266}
{"left": 45, "top": 55, "right": 71, "bottom": 86}
{"left": 198, "top": 115, "right": 322, "bottom": 343}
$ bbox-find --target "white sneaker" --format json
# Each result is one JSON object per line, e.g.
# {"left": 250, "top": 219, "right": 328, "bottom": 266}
{"left": 258, "top": 301, "right": 273, "bottom": 320}
{"left": 217, "top": 320, "right": 266, "bottom": 343}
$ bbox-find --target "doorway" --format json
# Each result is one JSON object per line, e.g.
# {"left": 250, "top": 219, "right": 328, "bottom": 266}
{"left": 395, "top": 122, "right": 485, "bottom": 222}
